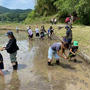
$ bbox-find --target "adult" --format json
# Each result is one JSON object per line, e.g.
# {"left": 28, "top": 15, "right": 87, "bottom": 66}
{"left": 65, "top": 26, "right": 72, "bottom": 45}
{"left": 65, "top": 17, "right": 72, "bottom": 29}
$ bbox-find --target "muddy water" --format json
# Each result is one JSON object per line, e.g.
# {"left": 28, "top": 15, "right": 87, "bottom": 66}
{"left": 0, "top": 31, "right": 90, "bottom": 90}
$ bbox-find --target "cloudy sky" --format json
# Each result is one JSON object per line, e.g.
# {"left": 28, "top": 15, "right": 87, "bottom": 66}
{"left": 0, "top": 0, "right": 35, "bottom": 9}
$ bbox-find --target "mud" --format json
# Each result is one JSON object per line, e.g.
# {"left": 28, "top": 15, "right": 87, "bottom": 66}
{"left": 0, "top": 31, "right": 90, "bottom": 90}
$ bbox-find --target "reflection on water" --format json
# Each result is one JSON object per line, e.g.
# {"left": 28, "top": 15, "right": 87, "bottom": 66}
{"left": 0, "top": 77, "right": 5, "bottom": 90}
{"left": 8, "top": 71, "right": 20, "bottom": 90}
{"left": 0, "top": 31, "right": 90, "bottom": 90}
{"left": 0, "top": 71, "right": 20, "bottom": 90}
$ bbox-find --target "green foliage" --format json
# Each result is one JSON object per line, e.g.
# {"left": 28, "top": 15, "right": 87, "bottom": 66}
{"left": 54, "top": 0, "right": 90, "bottom": 24}
{"left": 26, "top": 0, "right": 90, "bottom": 25}
{"left": 35, "top": 0, "right": 56, "bottom": 16}
{"left": 0, "top": 6, "right": 32, "bottom": 22}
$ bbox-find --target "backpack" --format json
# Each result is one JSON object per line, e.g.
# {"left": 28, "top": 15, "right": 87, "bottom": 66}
{"left": 65, "top": 17, "right": 70, "bottom": 23}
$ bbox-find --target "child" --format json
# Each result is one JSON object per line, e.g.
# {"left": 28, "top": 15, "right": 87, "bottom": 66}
{"left": 48, "top": 26, "right": 54, "bottom": 39}
{"left": 48, "top": 42, "right": 69, "bottom": 66}
{"left": 0, "top": 51, "right": 4, "bottom": 76}
{"left": 40, "top": 26, "right": 46, "bottom": 39}
{"left": 16, "top": 26, "right": 19, "bottom": 33}
{"left": 68, "top": 41, "right": 78, "bottom": 62}
{"left": 3, "top": 31, "right": 19, "bottom": 70}
{"left": 28, "top": 26, "right": 33, "bottom": 40}
{"left": 48, "top": 29, "right": 51, "bottom": 38}
{"left": 35, "top": 26, "right": 39, "bottom": 37}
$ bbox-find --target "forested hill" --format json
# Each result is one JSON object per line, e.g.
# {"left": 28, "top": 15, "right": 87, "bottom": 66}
{"left": 25, "top": 0, "right": 90, "bottom": 25}
{"left": 0, "top": 6, "right": 10, "bottom": 13}
{"left": 0, "top": 6, "right": 32, "bottom": 22}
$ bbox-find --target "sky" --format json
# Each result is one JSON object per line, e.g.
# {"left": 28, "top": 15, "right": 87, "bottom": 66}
{"left": 0, "top": 0, "right": 35, "bottom": 9}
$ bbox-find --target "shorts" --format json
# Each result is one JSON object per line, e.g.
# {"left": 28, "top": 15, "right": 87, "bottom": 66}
{"left": 36, "top": 33, "right": 39, "bottom": 37}
{"left": 48, "top": 47, "right": 60, "bottom": 60}
{"left": 10, "top": 52, "right": 17, "bottom": 63}
{"left": 29, "top": 34, "right": 33, "bottom": 38}
{"left": 0, "top": 61, "right": 4, "bottom": 69}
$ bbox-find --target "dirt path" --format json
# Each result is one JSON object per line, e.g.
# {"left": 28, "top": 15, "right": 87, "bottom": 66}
{"left": 0, "top": 31, "right": 90, "bottom": 90}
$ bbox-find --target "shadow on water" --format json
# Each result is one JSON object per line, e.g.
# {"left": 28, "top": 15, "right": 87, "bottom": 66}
{"left": 50, "top": 63, "right": 76, "bottom": 70}
{"left": 59, "top": 63, "right": 76, "bottom": 70}
{"left": 3, "top": 70, "right": 10, "bottom": 75}
{"left": 0, "top": 77, "right": 5, "bottom": 90}
{"left": 69, "top": 60, "right": 83, "bottom": 64}
{"left": 0, "top": 71, "right": 20, "bottom": 90}
{"left": 18, "top": 64, "right": 27, "bottom": 70}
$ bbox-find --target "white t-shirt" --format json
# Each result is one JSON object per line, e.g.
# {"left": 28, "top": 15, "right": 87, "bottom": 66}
{"left": 16, "top": 27, "right": 18, "bottom": 30}
{"left": 28, "top": 29, "right": 33, "bottom": 35}
{"left": 35, "top": 28, "right": 39, "bottom": 33}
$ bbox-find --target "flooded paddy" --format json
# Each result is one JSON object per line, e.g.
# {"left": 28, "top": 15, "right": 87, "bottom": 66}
{"left": 0, "top": 30, "right": 90, "bottom": 90}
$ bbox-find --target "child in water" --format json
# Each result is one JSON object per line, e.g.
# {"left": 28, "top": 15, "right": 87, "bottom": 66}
{"left": 2, "top": 31, "right": 19, "bottom": 70}
{"left": 35, "top": 26, "right": 40, "bottom": 37}
{"left": 48, "top": 42, "right": 69, "bottom": 66}
{"left": 68, "top": 41, "right": 78, "bottom": 62}
{"left": 40, "top": 25, "right": 46, "bottom": 39}
{"left": 48, "top": 26, "right": 54, "bottom": 39}
{"left": 28, "top": 26, "right": 33, "bottom": 40}
{"left": 0, "top": 50, "right": 4, "bottom": 76}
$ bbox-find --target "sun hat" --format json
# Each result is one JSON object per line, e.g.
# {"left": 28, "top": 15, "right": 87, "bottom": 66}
{"left": 5, "top": 31, "right": 13, "bottom": 36}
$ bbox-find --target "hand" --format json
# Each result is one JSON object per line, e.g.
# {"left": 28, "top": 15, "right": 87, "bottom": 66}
{"left": 73, "top": 53, "right": 76, "bottom": 55}
{"left": 64, "top": 57, "right": 67, "bottom": 60}
{"left": 0, "top": 48, "right": 4, "bottom": 51}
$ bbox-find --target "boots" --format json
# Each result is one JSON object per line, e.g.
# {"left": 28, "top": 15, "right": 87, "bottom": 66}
{"left": 13, "top": 62, "right": 18, "bottom": 70}
{"left": 48, "top": 62, "right": 51, "bottom": 66}
{"left": 56, "top": 60, "right": 60, "bottom": 65}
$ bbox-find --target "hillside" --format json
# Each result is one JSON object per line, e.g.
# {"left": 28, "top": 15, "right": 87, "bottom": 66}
{"left": 0, "top": 6, "right": 32, "bottom": 22}
{"left": 0, "top": 6, "right": 10, "bottom": 14}
{"left": 25, "top": 0, "right": 90, "bottom": 25}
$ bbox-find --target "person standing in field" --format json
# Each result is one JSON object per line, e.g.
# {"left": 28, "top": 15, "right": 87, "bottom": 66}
{"left": 16, "top": 26, "right": 19, "bottom": 33}
{"left": 2, "top": 31, "right": 19, "bottom": 70}
{"left": 35, "top": 26, "right": 40, "bottom": 37}
{"left": 48, "top": 26, "right": 54, "bottom": 39}
{"left": 28, "top": 26, "right": 33, "bottom": 40}
{"left": 65, "top": 26, "right": 72, "bottom": 46}
{"left": 48, "top": 42, "right": 69, "bottom": 66}
{"left": 40, "top": 25, "right": 46, "bottom": 39}
{"left": 65, "top": 17, "right": 71, "bottom": 28}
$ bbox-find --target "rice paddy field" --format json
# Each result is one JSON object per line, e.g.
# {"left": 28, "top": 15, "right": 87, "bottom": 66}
{"left": 0, "top": 23, "right": 90, "bottom": 57}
